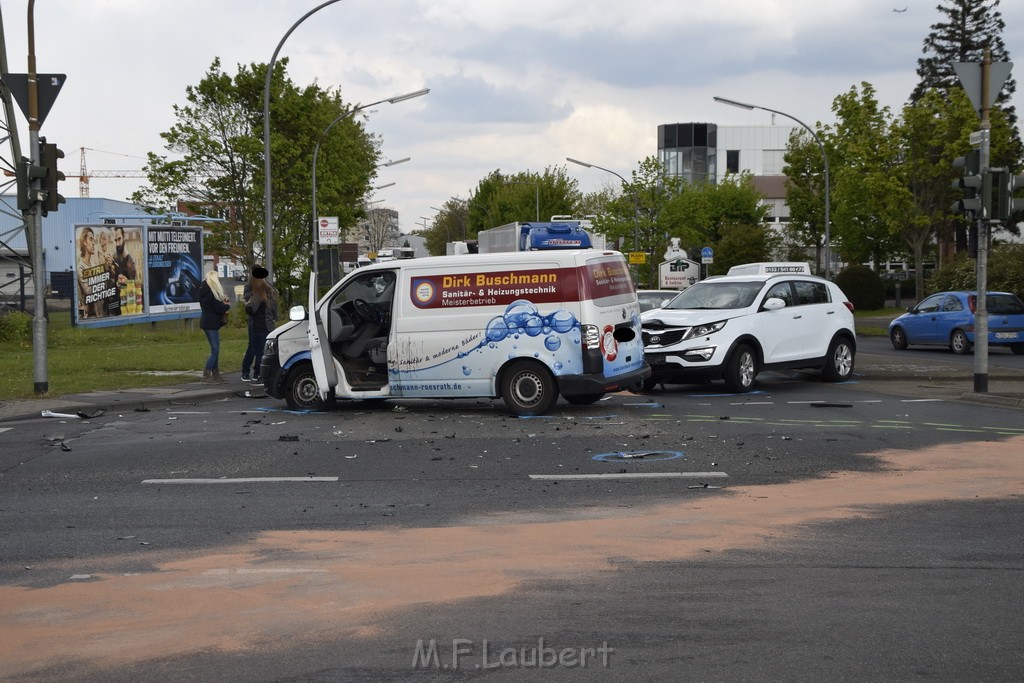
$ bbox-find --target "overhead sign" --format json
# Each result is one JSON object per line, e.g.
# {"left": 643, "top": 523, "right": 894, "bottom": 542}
{"left": 318, "top": 216, "right": 339, "bottom": 245}
{"left": 953, "top": 61, "right": 1013, "bottom": 118}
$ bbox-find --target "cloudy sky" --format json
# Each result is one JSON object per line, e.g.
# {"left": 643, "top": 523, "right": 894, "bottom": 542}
{"left": 5, "top": 0, "right": 1024, "bottom": 234}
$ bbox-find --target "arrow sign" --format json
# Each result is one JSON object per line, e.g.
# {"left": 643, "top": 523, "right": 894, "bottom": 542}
{"left": 953, "top": 61, "right": 1013, "bottom": 118}
{"left": 2, "top": 73, "right": 66, "bottom": 126}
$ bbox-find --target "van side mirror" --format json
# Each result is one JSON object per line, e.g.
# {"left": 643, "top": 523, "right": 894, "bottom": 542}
{"left": 289, "top": 305, "right": 307, "bottom": 321}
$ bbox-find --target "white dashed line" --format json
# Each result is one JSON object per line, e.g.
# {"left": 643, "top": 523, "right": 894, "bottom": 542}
{"left": 142, "top": 477, "right": 339, "bottom": 484}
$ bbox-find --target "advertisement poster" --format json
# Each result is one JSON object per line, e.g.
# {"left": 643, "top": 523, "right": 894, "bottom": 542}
{"left": 147, "top": 227, "right": 203, "bottom": 314}
{"left": 74, "top": 225, "right": 145, "bottom": 321}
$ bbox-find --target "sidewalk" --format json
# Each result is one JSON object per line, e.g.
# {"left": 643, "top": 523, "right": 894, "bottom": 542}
{"left": 2, "top": 349, "right": 1023, "bottom": 423}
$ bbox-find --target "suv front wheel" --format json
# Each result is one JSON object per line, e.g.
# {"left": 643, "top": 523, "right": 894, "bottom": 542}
{"left": 822, "top": 336, "right": 855, "bottom": 382}
{"left": 724, "top": 344, "right": 757, "bottom": 393}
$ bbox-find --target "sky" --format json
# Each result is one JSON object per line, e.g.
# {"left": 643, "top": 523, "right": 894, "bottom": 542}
{"left": 4, "top": 0, "right": 1024, "bottom": 236}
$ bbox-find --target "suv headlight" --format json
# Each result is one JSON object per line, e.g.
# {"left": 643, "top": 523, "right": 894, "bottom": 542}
{"left": 264, "top": 337, "right": 278, "bottom": 355}
{"left": 683, "top": 320, "right": 726, "bottom": 341}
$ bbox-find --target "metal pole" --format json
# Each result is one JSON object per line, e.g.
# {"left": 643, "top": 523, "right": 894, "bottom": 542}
{"left": 263, "top": 0, "right": 344, "bottom": 282}
{"left": 713, "top": 97, "right": 831, "bottom": 278}
{"left": 566, "top": 157, "right": 640, "bottom": 250}
{"left": 974, "top": 50, "right": 992, "bottom": 393}
{"left": 25, "top": 0, "right": 47, "bottom": 394}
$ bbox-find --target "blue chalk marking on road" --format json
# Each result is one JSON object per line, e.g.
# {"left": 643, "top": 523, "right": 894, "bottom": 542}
{"left": 592, "top": 450, "right": 684, "bottom": 462}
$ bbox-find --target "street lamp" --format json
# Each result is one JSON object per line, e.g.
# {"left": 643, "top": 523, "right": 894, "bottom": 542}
{"left": 566, "top": 157, "right": 640, "bottom": 251}
{"left": 713, "top": 96, "right": 831, "bottom": 279}
{"left": 310, "top": 89, "right": 428, "bottom": 272}
{"left": 263, "top": 0, "right": 346, "bottom": 282}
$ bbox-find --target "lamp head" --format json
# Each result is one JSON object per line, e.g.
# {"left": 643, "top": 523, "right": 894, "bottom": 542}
{"left": 565, "top": 157, "right": 592, "bottom": 168}
{"left": 713, "top": 96, "right": 756, "bottom": 110}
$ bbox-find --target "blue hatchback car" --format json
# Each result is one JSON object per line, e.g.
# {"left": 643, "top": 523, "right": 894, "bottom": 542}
{"left": 888, "top": 291, "right": 1024, "bottom": 355}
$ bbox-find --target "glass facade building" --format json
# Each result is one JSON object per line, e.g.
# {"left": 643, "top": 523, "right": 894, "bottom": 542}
{"left": 657, "top": 123, "right": 717, "bottom": 184}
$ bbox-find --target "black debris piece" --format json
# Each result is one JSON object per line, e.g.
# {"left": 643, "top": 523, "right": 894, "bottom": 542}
{"left": 279, "top": 435, "right": 299, "bottom": 442}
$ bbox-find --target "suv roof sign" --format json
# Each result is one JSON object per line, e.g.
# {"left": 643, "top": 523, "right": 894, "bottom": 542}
{"left": 727, "top": 262, "right": 811, "bottom": 276}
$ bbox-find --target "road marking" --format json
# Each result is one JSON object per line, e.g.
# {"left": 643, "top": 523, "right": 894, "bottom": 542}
{"left": 900, "top": 398, "right": 944, "bottom": 403}
{"left": 0, "top": 427, "right": 11, "bottom": 434}
{"left": 142, "top": 477, "right": 339, "bottom": 484}
{"left": 528, "top": 472, "right": 728, "bottom": 481}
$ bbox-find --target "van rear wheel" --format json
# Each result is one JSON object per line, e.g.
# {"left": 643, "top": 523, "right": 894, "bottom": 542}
{"left": 501, "top": 360, "right": 558, "bottom": 416}
{"left": 285, "top": 363, "right": 329, "bottom": 411}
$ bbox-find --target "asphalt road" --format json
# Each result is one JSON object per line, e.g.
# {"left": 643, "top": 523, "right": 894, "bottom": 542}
{"left": 2, "top": 373, "right": 1023, "bottom": 681}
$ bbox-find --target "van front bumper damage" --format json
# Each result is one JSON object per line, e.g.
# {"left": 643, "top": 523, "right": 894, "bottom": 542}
{"left": 557, "top": 363, "right": 651, "bottom": 397}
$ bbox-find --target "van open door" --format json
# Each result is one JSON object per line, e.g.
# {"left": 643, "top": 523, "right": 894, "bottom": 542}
{"left": 306, "top": 271, "right": 338, "bottom": 402}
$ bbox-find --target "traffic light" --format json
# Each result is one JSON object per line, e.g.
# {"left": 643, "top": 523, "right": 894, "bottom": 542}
{"left": 38, "top": 137, "right": 66, "bottom": 216}
{"left": 994, "top": 171, "right": 1024, "bottom": 222}
{"left": 14, "top": 156, "right": 46, "bottom": 212}
{"left": 951, "top": 149, "right": 984, "bottom": 217}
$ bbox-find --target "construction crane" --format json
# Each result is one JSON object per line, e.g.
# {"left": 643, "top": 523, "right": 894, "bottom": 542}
{"left": 65, "top": 147, "right": 148, "bottom": 198}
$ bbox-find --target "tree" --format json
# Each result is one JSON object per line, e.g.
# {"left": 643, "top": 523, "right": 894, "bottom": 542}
{"left": 782, "top": 129, "right": 831, "bottom": 273}
{"left": 421, "top": 198, "right": 469, "bottom": 256}
{"left": 465, "top": 167, "right": 581, "bottom": 235}
{"left": 826, "top": 83, "right": 908, "bottom": 269}
{"left": 911, "top": 0, "right": 1017, "bottom": 128}
{"left": 132, "top": 58, "right": 379, "bottom": 305}
{"left": 359, "top": 207, "right": 400, "bottom": 254}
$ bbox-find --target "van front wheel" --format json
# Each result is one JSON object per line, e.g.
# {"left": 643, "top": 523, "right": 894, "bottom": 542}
{"left": 285, "top": 363, "right": 328, "bottom": 411}
{"left": 501, "top": 361, "right": 558, "bottom": 416}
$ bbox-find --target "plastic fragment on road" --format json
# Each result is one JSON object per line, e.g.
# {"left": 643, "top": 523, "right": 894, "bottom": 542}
{"left": 41, "top": 410, "right": 79, "bottom": 419}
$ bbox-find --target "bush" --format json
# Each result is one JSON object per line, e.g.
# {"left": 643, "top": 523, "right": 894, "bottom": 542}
{"left": 0, "top": 310, "right": 33, "bottom": 344}
{"left": 834, "top": 265, "right": 886, "bottom": 311}
{"left": 927, "top": 244, "right": 1024, "bottom": 299}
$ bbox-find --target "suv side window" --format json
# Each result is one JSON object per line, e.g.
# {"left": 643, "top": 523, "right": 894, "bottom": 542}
{"left": 793, "top": 281, "right": 829, "bottom": 305}
{"left": 764, "top": 281, "right": 793, "bottom": 306}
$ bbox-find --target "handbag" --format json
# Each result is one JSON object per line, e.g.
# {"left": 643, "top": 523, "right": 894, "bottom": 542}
{"left": 220, "top": 311, "right": 229, "bottom": 327}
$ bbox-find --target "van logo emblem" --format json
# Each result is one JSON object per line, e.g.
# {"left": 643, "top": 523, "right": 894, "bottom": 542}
{"left": 651, "top": 335, "right": 661, "bottom": 344}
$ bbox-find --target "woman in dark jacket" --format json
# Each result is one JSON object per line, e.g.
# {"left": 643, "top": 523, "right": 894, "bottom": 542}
{"left": 198, "top": 270, "right": 231, "bottom": 384}
{"left": 240, "top": 265, "right": 279, "bottom": 383}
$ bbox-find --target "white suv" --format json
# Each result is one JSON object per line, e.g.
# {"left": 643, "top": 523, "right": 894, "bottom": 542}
{"left": 640, "top": 263, "right": 856, "bottom": 392}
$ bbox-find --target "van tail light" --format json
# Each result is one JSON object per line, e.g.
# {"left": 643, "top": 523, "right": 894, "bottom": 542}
{"left": 581, "top": 324, "right": 601, "bottom": 350}
{"left": 843, "top": 301, "right": 855, "bottom": 314}
{"left": 968, "top": 295, "right": 977, "bottom": 313}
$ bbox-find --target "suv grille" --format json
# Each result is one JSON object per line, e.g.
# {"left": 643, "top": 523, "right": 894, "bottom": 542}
{"left": 642, "top": 328, "right": 688, "bottom": 347}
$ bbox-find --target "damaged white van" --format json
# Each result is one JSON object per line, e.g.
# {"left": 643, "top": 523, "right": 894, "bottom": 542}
{"left": 260, "top": 250, "right": 650, "bottom": 415}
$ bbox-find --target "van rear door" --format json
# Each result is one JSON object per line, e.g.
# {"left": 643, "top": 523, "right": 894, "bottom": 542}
{"left": 307, "top": 272, "right": 338, "bottom": 402}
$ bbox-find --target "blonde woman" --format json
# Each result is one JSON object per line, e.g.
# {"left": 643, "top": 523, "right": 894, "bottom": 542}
{"left": 198, "top": 269, "right": 231, "bottom": 383}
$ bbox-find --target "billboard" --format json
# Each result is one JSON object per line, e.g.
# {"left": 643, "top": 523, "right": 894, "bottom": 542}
{"left": 147, "top": 226, "right": 203, "bottom": 314}
{"left": 73, "top": 225, "right": 145, "bottom": 320}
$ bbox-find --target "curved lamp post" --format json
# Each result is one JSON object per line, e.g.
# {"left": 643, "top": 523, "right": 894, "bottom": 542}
{"left": 566, "top": 157, "right": 640, "bottom": 251}
{"left": 263, "top": 0, "right": 346, "bottom": 281}
{"left": 310, "top": 89, "right": 428, "bottom": 272}
{"left": 713, "top": 96, "right": 831, "bottom": 279}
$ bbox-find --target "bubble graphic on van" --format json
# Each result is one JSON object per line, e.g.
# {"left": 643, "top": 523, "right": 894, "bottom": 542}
{"left": 462, "top": 366, "right": 472, "bottom": 376}
{"left": 549, "top": 308, "right": 576, "bottom": 333}
{"left": 486, "top": 317, "right": 510, "bottom": 341}
{"left": 544, "top": 335, "right": 561, "bottom": 352}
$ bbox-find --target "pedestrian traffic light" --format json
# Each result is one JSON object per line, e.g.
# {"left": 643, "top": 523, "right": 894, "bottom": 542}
{"left": 38, "top": 137, "right": 65, "bottom": 216}
{"left": 951, "top": 149, "right": 987, "bottom": 217}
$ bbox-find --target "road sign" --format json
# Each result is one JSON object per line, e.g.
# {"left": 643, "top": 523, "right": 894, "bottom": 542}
{"left": 2, "top": 73, "right": 66, "bottom": 126}
{"left": 629, "top": 252, "right": 646, "bottom": 265}
{"left": 953, "top": 61, "right": 1013, "bottom": 118}
{"left": 318, "top": 216, "right": 339, "bottom": 245}
{"left": 701, "top": 246, "right": 714, "bottom": 264}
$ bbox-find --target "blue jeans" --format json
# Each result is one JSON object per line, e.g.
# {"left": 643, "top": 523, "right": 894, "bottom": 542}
{"left": 204, "top": 329, "right": 220, "bottom": 372}
{"left": 242, "top": 325, "right": 269, "bottom": 377}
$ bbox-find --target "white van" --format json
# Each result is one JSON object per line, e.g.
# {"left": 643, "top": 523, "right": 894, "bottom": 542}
{"left": 261, "top": 250, "right": 650, "bottom": 415}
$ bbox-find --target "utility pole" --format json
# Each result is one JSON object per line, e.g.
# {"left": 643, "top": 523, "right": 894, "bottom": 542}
{"left": 26, "top": 0, "right": 47, "bottom": 394}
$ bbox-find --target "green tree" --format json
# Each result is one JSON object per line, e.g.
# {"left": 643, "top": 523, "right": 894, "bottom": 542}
{"left": 466, "top": 167, "right": 581, "bottom": 235}
{"left": 133, "top": 58, "right": 379, "bottom": 305}
{"left": 421, "top": 197, "right": 469, "bottom": 256}
{"left": 827, "top": 83, "right": 908, "bottom": 269}
{"left": 782, "top": 128, "right": 831, "bottom": 273}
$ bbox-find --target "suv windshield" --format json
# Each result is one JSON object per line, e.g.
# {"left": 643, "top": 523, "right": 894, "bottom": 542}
{"left": 663, "top": 281, "right": 762, "bottom": 310}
